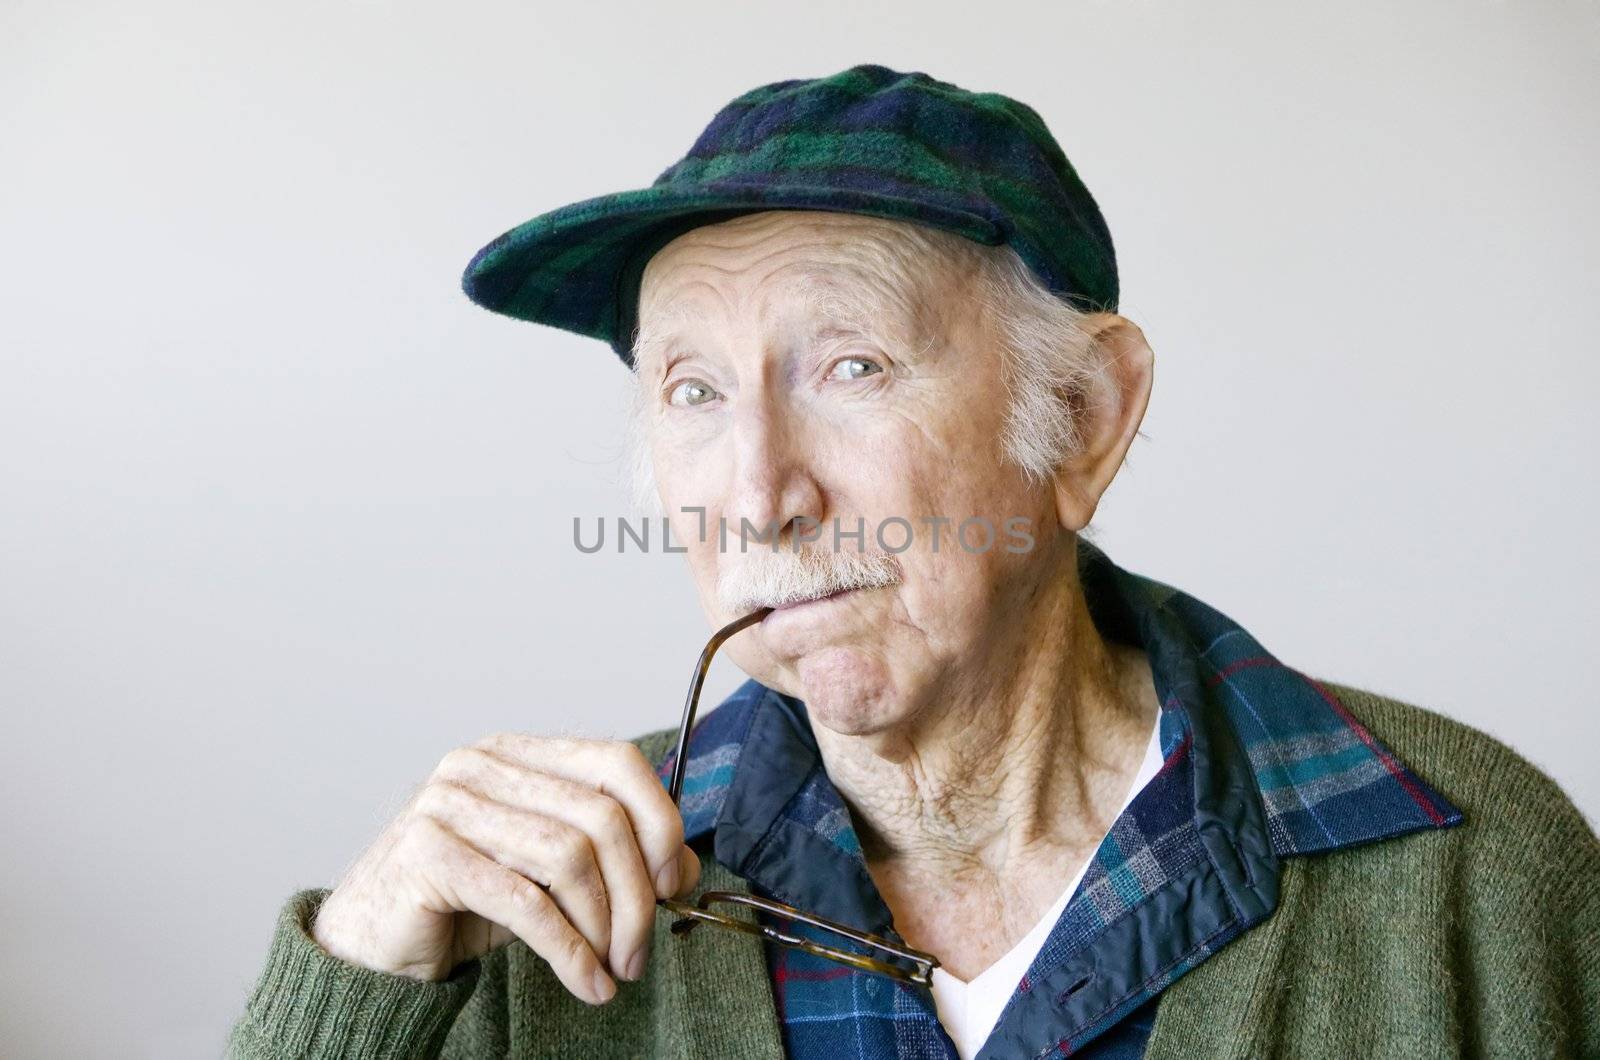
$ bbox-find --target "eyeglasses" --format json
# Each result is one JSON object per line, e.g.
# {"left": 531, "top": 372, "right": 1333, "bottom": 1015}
{"left": 658, "top": 608, "right": 941, "bottom": 987}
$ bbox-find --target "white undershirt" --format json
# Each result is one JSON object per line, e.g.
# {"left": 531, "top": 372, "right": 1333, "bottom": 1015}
{"left": 928, "top": 717, "right": 1165, "bottom": 1060}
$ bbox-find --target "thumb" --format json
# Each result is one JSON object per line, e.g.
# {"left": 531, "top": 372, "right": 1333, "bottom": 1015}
{"left": 672, "top": 844, "right": 701, "bottom": 898}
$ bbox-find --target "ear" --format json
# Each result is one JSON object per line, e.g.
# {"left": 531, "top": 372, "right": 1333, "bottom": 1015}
{"left": 1051, "top": 314, "right": 1155, "bottom": 532}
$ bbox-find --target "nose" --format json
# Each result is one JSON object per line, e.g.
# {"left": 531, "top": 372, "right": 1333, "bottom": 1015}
{"left": 723, "top": 383, "right": 824, "bottom": 550}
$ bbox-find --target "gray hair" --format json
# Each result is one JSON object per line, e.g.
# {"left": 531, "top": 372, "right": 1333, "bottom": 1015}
{"left": 619, "top": 222, "right": 1112, "bottom": 515}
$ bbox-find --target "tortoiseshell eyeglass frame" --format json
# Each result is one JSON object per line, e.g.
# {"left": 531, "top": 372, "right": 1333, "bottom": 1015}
{"left": 657, "top": 608, "right": 941, "bottom": 988}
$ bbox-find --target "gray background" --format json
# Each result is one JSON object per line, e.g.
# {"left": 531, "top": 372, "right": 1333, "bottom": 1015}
{"left": 3, "top": 1, "right": 1596, "bottom": 1056}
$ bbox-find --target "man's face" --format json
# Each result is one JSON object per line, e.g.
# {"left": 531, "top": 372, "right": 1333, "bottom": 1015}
{"left": 635, "top": 210, "right": 1066, "bottom": 736}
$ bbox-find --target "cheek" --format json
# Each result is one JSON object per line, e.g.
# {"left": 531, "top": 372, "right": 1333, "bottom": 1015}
{"left": 685, "top": 525, "right": 727, "bottom": 603}
{"left": 653, "top": 436, "right": 728, "bottom": 537}
{"left": 883, "top": 526, "right": 1031, "bottom": 650}
{"left": 661, "top": 508, "right": 703, "bottom": 551}
{"left": 651, "top": 417, "right": 730, "bottom": 490}
{"left": 830, "top": 417, "right": 1002, "bottom": 528}
{"left": 655, "top": 506, "right": 724, "bottom": 613}
{"left": 823, "top": 439, "right": 932, "bottom": 528}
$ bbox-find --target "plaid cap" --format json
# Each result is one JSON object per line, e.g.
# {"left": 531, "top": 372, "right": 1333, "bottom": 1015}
{"left": 459, "top": 63, "right": 1118, "bottom": 366}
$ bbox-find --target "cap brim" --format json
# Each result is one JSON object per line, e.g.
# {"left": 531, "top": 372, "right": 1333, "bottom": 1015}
{"left": 460, "top": 181, "right": 1004, "bottom": 365}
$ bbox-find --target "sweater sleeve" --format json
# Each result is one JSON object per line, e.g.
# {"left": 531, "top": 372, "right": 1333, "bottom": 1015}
{"left": 226, "top": 725, "right": 682, "bottom": 1059}
{"left": 1524, "top": 799, "right": 1600, "bottom": 1058}
{"left": 225, "top": 888, "right": 505, "bottom": 1060}
{"left": 1373, "top": 689, "right": 1600, "bottom": 1057}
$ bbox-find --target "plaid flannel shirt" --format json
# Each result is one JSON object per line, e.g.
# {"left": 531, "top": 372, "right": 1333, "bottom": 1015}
{"left": 654, "top": 536, "right": 1463, "bottom": 1059}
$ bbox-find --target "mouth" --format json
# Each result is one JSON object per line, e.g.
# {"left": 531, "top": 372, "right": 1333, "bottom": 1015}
{"left": 754, "top": 586, "right": 862, "bottom": 626}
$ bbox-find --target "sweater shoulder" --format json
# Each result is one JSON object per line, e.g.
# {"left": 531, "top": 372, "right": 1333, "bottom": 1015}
{"left": 1313, "top": 677, "right": 1599, "bottom": 864}
{"left": 1151, "top": 681, "right": 1600, "bottom": 1059}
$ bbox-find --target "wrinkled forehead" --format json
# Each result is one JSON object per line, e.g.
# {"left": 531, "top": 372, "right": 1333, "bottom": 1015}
{"left": 631, "top": 214, "right": 945, "bottom": 373}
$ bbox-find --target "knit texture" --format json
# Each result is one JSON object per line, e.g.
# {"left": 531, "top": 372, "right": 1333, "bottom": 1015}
{"left": 1143, "top": 683, "right": 1600, "bottom": 1060}
{"left": 225, "top": 683, "right": 1599, "bottom": 1059}
{"left": 641, "top": 531, "right": 1471, "bottom": 1058}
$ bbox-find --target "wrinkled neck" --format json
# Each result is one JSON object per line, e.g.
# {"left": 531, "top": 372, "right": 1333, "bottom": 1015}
{"left": 816, "top": 546, "right": 1158, "bottom": 884}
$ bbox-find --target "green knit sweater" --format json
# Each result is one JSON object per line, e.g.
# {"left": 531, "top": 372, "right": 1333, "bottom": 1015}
{"left": 226, "top": 683, "right": 1600, "bottom": 1059}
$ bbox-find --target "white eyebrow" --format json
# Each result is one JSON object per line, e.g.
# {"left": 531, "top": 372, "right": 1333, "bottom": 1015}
{"left": 788, "top": 269, "right": 892, "bottom": 336}
{"left": 630, "top": 298, "right": 699, "bottom": 378}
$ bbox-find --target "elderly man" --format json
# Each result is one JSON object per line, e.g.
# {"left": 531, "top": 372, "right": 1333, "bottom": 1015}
{"left": 228, "top": 65, "right": 1599, "bottom": 1059}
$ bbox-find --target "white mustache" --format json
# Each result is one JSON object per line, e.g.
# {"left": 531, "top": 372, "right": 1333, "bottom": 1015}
{"left": 717, "top": 545, "right": 903, "bottom": 614}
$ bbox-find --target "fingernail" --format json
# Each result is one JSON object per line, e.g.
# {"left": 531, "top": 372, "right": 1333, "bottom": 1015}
{"left": 655, "top": 859, "right": 679, "bottom": 897}
{"left": 591, "top": 968, "right": 616, "bottom": 1004}
{"left": 625, "top": 948, "right": 646, "bottom": 981}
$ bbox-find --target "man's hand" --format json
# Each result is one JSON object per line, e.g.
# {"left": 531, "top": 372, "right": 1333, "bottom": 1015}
{"left": 309, "top": 734, "right": 701, "bottom": 1005}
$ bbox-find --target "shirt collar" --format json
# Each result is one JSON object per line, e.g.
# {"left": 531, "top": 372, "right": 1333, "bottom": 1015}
{"left": 657, "top": 535, "right": 1462, "bottom": 866}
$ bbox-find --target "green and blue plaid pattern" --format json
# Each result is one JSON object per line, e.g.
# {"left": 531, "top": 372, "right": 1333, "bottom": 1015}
{"left": 654, "top": 536, "right": 1462, "bottom": 1058}
{"left": 461, "top": 63, "right": 1118, "bottom": 364}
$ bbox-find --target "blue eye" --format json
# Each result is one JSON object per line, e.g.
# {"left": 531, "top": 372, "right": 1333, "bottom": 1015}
{"left": 667, "top": 379, "right": 720, "bottom": 407}
{"left": 829, "top": 357, "right": 884, "bottom": 381}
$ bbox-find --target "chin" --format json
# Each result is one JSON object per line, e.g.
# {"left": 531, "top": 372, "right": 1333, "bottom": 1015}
{"left": 794, "top": 646, "right": 899, "bottom": 736}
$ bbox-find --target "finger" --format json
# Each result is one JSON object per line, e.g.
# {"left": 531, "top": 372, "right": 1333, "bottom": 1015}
{"left": 410, "top": 817, "right": 616, "bottom": 1005}
{"left": 416, "top": 779, "right": 612, "bottom": 972}
{"left": 672, "top": 842, "right": 702, "bottom": 898}
{"left": 435, "top": 748, "right": 657, "bottom": 979}
{"left": 473, "top": 735, "right": 687, "bottom": 894}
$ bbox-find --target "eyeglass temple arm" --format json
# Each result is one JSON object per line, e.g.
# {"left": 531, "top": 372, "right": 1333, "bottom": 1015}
{"left": 666, "top": 607, "right": 772, "bottom": 806}
{"left": 658, "top": 607, "right": 944, "bottom": 986}
{"left": 666, "top": 891, "right": 939, "bottom": 984}
{"left": 678, "top": 890, "right": 931, "bottom": 960}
